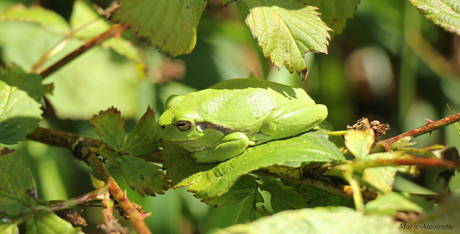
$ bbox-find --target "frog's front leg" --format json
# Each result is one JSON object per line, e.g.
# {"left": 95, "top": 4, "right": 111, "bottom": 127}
{"left": 260, "top": 100, "right": 328, "bottom": 139}
{"left": 191, "top": 132, "right": 250, "bottom": 163}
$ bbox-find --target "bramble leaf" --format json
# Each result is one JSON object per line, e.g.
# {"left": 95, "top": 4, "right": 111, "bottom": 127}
{"left": 123, "top": 107, "right": 160, "bottom": 156}
{"left": 236, "top": 187, "right": 269, "bottom": 224}
{"left": 260, "top": 180, "right": 308, "bottom": 212}
{"left": 173, "top": 130, "right": 344, "bottom": 206}
{"left": 0, "top": 149, "right": 37, "bottom": 219}
{"left": 0, "top": 66, "right": 43, "bottom": 145}
{"left": 117, "top": 156, "right": 169, "bottom": 196}
{"left": 243, "top": 0, "right": 331, "bottom": 73}
{"left": 408, "top": 0, "right": 460, "bottom": 36}
{"left": 344, "top": 129, "right": 374, "bottom": 158}
{"left": 365, "top": 192, "right": 431, "bottom": 216}
{"left": 89, "top": 107, "right": 126, "bottom": 151}
{"left": 25, "top": 209, "right": 78, "bottom": 234}
{"left": 111, "top": 0, "right": 207, "bottom": 56}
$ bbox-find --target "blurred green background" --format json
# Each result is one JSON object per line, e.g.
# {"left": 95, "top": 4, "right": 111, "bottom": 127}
{"left": 1, "top": 0, "right": 460, "bottom": 233}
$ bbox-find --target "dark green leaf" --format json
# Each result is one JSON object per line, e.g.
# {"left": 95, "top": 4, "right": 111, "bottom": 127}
{"left": 260, "top": 180, "right": 308, "bottom": 212}
{"left": 0, "top": 66, "right": 43, "bottom": 145}
{"left": 111, "top": 0, "right": 207, "bottom": 56}
{"left": 124, "top": 107, "right": 160, "bottom": 156}
{"left": 174, "top": 131, "right": 344, "bottom": 206}
{"left": 118, "top": 156, "right": 169, "bottom": 196}
{"left": 236, "top": 188, "right": 269, "bottom": 224}
{"left": 0, "top": 149, "right": 36, "bottom": 219}
{"left": 25, "top": 209, "right": 78, "bottom": 234}
{"left": 89, "top": 107, "right": 125, "bottom": 151}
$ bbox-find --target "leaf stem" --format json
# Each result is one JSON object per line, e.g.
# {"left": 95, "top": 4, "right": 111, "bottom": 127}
{"left": 38, "top": 23, "right": 130, "bottom": 79}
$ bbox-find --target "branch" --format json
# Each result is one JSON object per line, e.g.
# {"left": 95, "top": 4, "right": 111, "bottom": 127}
{"left": 26, "top": 127, "right": 151, "bottom": 234}
{"left": 38, "top": 23, "right": 130, "bottom": 79}
{"left": 376, "top": 112, "right": 460, "bottom": 150}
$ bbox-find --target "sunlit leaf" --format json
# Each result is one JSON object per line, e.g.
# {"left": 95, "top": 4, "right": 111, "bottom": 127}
{"left": 174, "top": 131, "right": 344, "bottom": 206}
{"left": 89, "top": 107, "right": 125, "bottom": 151}
{"left": 243, "top": 0, "right": 331, "bottom": 73}
{"left": 0, "top": 66, "right": 43, "bottom": 145}
{"left": 111, "top": 0, "right": 207, "bottom": 56}
{"left": 25, "top": 209, "right": 78, "bottom": 234}
{"left": 215, "top": 206, "right": 402, "bottom": 234}
{"left": 117, "top": 156, "right": 169, "bottom": 196}
{"left": 0, "top": 149, "right": 37, "bottom": 219}
{"left": 344, "top": 129, "right": 374, "bottom": 158}
{"left": 123, "top": 107, "right": 160, "bottom": 156}
{"left": 0, "top": 4, "right": 69, "bottom": 35}
{"left": 298, "top": 0, "right": 361, "bottom": 34}
{"left": 408, "top": 0, "right": 460, "bottom": 36}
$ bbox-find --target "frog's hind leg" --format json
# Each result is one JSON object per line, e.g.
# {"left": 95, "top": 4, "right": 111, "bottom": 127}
{"left": 260, "top": 100, "right": 327, "bottom": 139}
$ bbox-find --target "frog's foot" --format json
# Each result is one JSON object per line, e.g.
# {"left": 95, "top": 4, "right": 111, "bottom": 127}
{"left": 261, "top": 100, "right": 328, "bottom": 138}
{"left": 191, "top": 132, "right": 250, "bottom": 163}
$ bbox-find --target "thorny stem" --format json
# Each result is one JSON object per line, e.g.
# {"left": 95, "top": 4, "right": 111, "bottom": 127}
{"left": 38, "top": 23, "right": 130, "bottom": 79}
{"left": 26, "top": 128, "right": 151, "bottom": 234}
{"left": 375, "top": 112, "right": 460, "bottom": 151}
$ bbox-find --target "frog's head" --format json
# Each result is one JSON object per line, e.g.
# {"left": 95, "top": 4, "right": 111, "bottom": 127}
{"left": 158, "top": 95, "right": 224, "bottom": 151}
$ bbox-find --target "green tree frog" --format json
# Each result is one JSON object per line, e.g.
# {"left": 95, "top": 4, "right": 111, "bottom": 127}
{"left": 159, "top": 78, "right": 327, "bottom": 163}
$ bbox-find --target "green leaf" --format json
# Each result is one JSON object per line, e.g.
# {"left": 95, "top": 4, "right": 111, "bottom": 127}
{"left": 236, "top": 187, "right": 270, "bottom": 224}
{"left": 295, "top": 183, "right": 354, "bottom": 208}
{"left": 25, "top": 209, "right": 78, "bottom": 234}
{"left": 0, "top": 224, "right": 19, "bottom": 234}
{"left": 89, "top": 107, "right": 126, "bottom": 151}
{"left": 365, "top": 192, "right": 431, "bottom": 216}
{"left": 243, "top": 0, "right": 331, "bottom": 73}
{"left": 298, "top": 0, "right": 361, "bottom": 35}
{"left": 0, "top": 149, "right": 36, "bottom": 219}
{"left": 407, "top": 190, "right": 460, "bottom": 233}
{"left": 123, "top": 107, "right": 160, "bottom": 156}
{"left": 260, "top": 180, "right": 308, "bottom": 212}
{"left": 0, "top": 66, "right": 43, "bottom": 144}
{"left": 408, "top": 0, "right": 460, "bottom": 36}
{"left": 161, "top": 140, "right": 218, "bottom": 186}
{"left": 173, "top": 131, "right": 344, "bottom": 206}
{"left": 215, "top": 207, "right": 403, "bottom": 234}
{"left": 0, "top": 4, "right": 70, "bottom": 35}
{"left": 111, "top": 0, "right": 208, "bottom": 56}
{"left": 117, "top": 156, "right": 169, "bottom": 196}
{"left": 344, "top": 129, "right": 374, "bottom": 158}
{"left": 360, "top": 152, "right": 411, "bottom": 193}
{"left": 197, "top": 175, "right": 258, "bottom": 206}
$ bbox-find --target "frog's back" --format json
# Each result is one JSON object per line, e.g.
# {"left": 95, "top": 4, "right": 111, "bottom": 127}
{"left": 178, "top": 78, "right": 314, "bottom": 133}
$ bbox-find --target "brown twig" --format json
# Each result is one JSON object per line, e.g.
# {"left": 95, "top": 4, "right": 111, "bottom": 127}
{"left": 38, "top": 23, "right": 130, "bottom": 79}
{"left": 26, "top": 127, "right": 151, "bottom": 234}
{"left": 376, "top": 112, "right": 460, "bottom": 151}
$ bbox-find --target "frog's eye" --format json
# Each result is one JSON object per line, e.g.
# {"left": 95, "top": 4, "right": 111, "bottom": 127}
{"left": 176, "top": 121, "right": 191, "bottom": 131}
